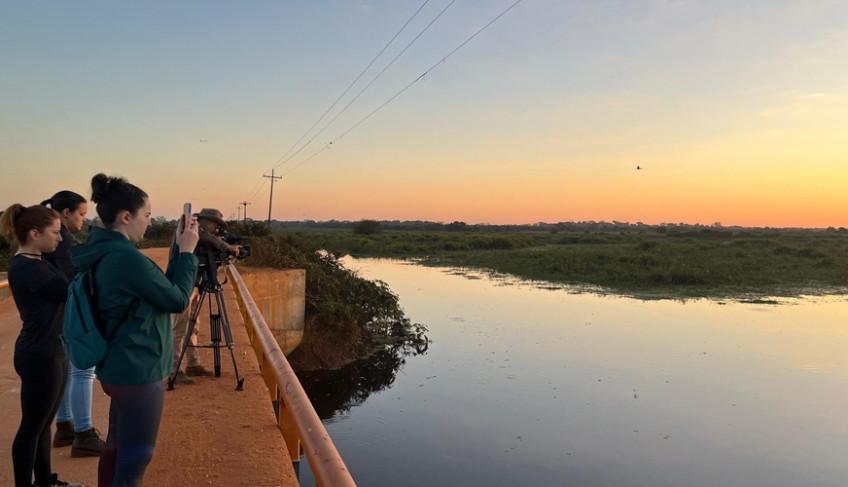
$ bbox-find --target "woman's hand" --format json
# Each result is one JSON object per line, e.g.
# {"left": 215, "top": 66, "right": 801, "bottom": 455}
{"left": 176, "top": 215, "right": 200, "bottom": 254}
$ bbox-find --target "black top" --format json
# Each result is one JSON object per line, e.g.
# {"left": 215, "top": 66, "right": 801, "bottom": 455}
{"left": 8, "top": 255, "right": 69, "bottom": 358}
{"left": 44, "top": 225, "right": 79, "bottom": 281}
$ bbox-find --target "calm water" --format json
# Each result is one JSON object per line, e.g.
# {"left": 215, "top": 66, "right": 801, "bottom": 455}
{"left": 297, "top": 258, "right": 848, "bottom": 487}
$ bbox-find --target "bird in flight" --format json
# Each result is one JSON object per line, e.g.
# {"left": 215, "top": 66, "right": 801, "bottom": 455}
{"left": 200, "top": 139, "right": 207, "bottom": 143}
{"left": 636, "top": 165, "right": 641, "bottom": 170}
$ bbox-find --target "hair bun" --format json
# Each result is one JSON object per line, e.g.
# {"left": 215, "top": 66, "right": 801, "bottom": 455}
{"left": 90, "top": 173, "right": 111, "bottom": 203}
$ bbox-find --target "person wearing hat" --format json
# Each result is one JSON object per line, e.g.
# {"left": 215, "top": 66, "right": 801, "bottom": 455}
{"left": 195, "top": 208, "right": 228, "bottom": 231}
{"left": 170, "top": 208, "right": 240, "bottom": 384}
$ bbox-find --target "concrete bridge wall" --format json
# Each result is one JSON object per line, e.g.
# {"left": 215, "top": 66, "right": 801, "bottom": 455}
{"left": 234, "top": 267, "right": 305, "bottom": 355}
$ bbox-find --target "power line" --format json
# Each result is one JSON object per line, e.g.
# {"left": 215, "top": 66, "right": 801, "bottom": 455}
{"left": 243, "top": 0, "right": 525, "bottom": 205}
{"left": 263, "top": 169, "right": 282, "bottom": 225}
{"left": 240, "top": 1, "right": 433, "bottom": 211}
{"left": 271, "top": 0, "right": 433, "bottom": 169}
{"left": 280, "top": 0, "right": 526, "bottom": 177}
{"left": 240, "top": 201, "right": 251, "bottom": 221}
{"left": 274, "top": 0, "right": 458, "bottom": 172}
{"left": 240, "top": 173, "right": 270, "bottom": 214}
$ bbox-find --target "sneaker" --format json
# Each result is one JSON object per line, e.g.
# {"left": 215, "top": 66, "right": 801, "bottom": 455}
{"left": 174, "top": 370, "right": 195, "bottom": 385}
{"left": 185, "top": 364, "right": 213, "bottom": 376}
{"left": 52, "top": 421, "right": 74, "bottom": 448}
{"left": 70, "top": 428, "right": 106, "bottom": 457}
{"left": 36, "top": 473, "right": 83, "bottom": 486}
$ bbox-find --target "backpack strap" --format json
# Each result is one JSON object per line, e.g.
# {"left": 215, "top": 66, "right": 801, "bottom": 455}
{"left": 90, "top": 255, "right": 140, "bottom": 342}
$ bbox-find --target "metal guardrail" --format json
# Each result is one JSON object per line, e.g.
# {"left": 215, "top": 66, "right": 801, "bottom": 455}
{"left": 226, "top": 264, "right": 356, "bottom": 487}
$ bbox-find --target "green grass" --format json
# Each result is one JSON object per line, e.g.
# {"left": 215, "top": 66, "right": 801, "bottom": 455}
{"left": 294, "top": 229, "right": 848, "bottom": 299}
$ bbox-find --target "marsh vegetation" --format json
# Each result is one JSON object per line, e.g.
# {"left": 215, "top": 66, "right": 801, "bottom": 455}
{"left": 289, "top": 224, "right": 848, "bottom": 299}
{"left": 4, "top": 220, "right": 848, "bottom": 300}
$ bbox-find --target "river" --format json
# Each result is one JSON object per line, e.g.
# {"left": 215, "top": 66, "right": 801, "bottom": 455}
{"left": 296, "top": 257, "right": 848, "bottom": 487}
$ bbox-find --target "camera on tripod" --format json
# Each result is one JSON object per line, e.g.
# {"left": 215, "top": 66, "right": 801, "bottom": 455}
{"left": 220, "top": 230, "right": 251, "bottom": 260}
{"left": 169, "top": 234, "right": 247, "bottom": 391}
{"left": 195, "top": 231, "right": 250, "bottom": 269}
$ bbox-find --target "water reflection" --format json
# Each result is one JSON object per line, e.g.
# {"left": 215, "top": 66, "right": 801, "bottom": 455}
{"left": 296, "top": 257, "right": 848, "bottom": 487}
{"left": 297, "top": 342, "right": 427, "bottom": 421}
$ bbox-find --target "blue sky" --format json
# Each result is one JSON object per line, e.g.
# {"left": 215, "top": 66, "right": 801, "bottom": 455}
{"left": 2, "top": 1, "right": 847, "bottom": 226}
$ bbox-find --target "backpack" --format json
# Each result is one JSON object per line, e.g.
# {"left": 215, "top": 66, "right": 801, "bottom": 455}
{"left": 60, "top": 257, "right": 134, "bottom": 369}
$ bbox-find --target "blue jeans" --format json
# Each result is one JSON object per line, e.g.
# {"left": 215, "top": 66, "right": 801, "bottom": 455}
{"left": 55, "top": 360, "right": 96, "bottom": 432}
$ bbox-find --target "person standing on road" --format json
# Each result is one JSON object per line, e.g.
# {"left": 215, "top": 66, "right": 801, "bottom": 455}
{"left": 42, "top": 190, "right": 108, "bottom": 457}
{"left": 71, "top": 173, "right": 198, "bottom": 487}
{"left": 0, "top": 203, "right": 83, "bottom": 487}
{"left": 170, "top": 207, "right": 240, "bottom": 385}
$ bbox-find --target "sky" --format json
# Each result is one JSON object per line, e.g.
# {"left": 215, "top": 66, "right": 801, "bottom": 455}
{"left": 2, "top": 1, "right": 847, "bottom": 228}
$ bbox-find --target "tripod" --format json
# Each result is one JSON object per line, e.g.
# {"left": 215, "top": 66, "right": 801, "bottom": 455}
{"left": 167, "top": 259, "right": 244, "bottom": 391}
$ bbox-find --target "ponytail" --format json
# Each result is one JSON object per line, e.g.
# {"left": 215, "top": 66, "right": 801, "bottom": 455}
{"left": 0, "top": 204, "right": 60, "bottom": 246}
{"left": 42, "top": 190, "right": 87, "bottom": 214}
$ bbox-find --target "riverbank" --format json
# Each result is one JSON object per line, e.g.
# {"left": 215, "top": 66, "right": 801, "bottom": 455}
{"left": 291, "top": 228, "right": 848, "bottom": 300}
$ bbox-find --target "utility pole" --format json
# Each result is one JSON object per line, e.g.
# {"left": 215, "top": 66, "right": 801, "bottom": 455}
{"left": 263, "top": 168, "right": 282, "bottom": 228}
{"left": 240, "top": 201, "right": 250, "bottom": 222}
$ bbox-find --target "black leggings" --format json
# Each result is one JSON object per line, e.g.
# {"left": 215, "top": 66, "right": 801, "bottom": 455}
{"left": 12, "top": 354, "right": 67, "bottom": 487}
{"left": 98, "top": 380, "right": 165, "bottom": 487}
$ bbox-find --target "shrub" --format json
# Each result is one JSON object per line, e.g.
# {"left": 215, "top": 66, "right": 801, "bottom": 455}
{"left": 245, "top": 233, "right": 428, "bottom": 368}
{"left": 352, "top": 219, "right": 381, "bottom": 235}
{"left": 227, "top": 220, "right": 270, "bottom": 238}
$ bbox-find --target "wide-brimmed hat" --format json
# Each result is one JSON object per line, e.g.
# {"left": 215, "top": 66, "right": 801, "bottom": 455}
{"left": 194, "top": 208, "right": 227, "bottom": 229}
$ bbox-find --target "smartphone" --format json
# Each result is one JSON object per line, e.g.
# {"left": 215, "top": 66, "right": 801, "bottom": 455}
{"left": 182, "top": 203, "right": 192, "bottom": 230}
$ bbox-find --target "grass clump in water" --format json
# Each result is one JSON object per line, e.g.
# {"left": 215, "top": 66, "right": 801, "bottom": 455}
{"left": 295, "top": 228, "right": 848, "bottom": 300}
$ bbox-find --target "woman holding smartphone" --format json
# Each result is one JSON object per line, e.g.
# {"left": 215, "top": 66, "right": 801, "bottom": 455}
{"left": 71, "top": 173, "right": 198, "bottom": 486}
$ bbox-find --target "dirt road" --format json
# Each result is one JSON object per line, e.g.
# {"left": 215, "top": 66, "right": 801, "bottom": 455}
{"left": 0, "top": 248, "right": 298, "bottom": 486}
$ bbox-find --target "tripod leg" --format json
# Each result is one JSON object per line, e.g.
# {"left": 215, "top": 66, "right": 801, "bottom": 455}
{"left": 210, "top": 313, "right": 222, "bottom": 377}
{"left": 217, "top": 292, "right": 237, "bottom": 348}
{"left": 168, "top": 289, "right": 207, "bottom": 390}
{"left": 214, "top": 291, "right": 244, "bottom": 391}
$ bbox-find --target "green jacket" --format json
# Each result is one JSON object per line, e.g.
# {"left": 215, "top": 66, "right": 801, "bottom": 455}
{"left": 71, "top": 226, "right": 198, "bottom": 385}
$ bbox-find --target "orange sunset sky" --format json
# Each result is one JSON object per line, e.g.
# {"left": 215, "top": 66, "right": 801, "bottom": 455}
{"left": 2, "top": 1, "right": 847, "bottom": 228}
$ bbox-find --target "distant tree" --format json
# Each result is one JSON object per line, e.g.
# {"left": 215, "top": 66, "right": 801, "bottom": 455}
{"left": 446, "top": 221, "right": 467, "bottom": 232}
{"left": 227, "top": 219, "right": 270, "bottom": 237}
{"left": 145, "top": 219, "right": 177, "bottom": 241}
{"left": 353, "top": 219, "right": 381, "bottom": 235}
